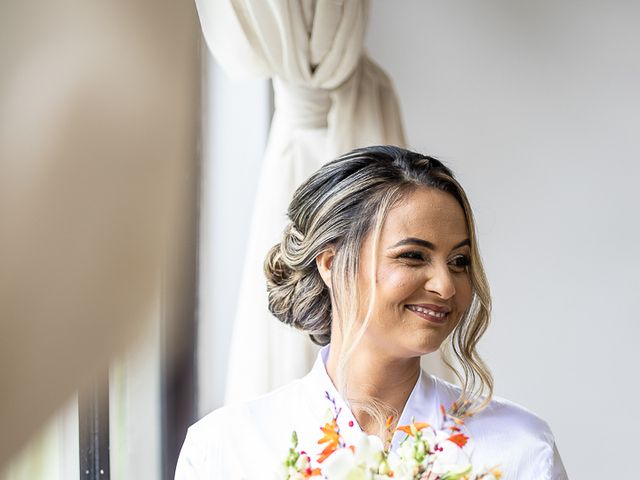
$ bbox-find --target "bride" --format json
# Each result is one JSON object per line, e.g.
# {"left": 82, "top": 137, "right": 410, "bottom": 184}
{"left": 175, "top": 145, "right": 568, "bottom": 479}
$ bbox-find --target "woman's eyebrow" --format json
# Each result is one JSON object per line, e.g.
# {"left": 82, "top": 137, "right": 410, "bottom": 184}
{"left": 389, "top": 237, "right": 470, "bottom": 250}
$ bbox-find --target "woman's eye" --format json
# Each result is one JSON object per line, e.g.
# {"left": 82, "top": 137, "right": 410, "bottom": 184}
{"left": 398, "top": 251, "right": 426, "bottom": 262}
{"left": 450, "top": 255, "right": 471, "bottom": 271}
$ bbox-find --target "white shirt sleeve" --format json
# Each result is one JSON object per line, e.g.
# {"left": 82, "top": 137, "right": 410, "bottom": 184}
{"left": 547, "top": 441, "right": 569, "bottom": 480}
{"left": 174, "top": 427, "right": 205, "bottom": 480}
{"left": 173, "top": 407, "right": 248, "bottom": 479}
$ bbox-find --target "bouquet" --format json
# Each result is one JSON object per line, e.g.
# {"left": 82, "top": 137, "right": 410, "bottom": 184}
{"left": 280, "top": 392, "right": 501, "bottom": 480}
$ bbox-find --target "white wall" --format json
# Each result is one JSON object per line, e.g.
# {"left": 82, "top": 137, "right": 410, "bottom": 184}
{"left": 367, "top": 1, "right": 640, "bottom": 478}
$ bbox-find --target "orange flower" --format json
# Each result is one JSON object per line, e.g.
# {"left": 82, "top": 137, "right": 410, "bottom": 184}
{"left": 447, "top": 433, "right": 469, "bottom": 448}
{"left": 385, "top": 415, "right": 394, "bottom": 428}
{"left": 303, "top": 467, "right": 322, "bottom": 478}
{"left": 317, "top": 418, "right": 341, "bottom": 463}
{"left": 395, "top": 422, "right": 431, "bottom": 436}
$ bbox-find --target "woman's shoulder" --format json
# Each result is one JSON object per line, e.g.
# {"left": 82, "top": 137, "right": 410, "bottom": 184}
{"left": 429, "top": 375, "right": 568, "bottom": 478}
{"left": 187, "top": 377, "right": 307, "bottom": 439}
{"left": 175, "top": 378, "right": 308, "bottom": 478}
{"left": 430, "top": 374, "right": 554, "bottom": 442}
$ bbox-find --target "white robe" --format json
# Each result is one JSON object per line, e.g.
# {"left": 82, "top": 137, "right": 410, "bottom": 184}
{"left": 175, "top": 344, "right": 568, "bottom": 479}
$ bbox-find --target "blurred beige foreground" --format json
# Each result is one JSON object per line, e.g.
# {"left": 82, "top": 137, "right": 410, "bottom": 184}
{"left": 0, "top": 0, "right": 199, "bottom": 469}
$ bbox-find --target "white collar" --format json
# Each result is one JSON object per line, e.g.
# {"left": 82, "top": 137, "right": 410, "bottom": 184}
{"left": 302, "top": 343, "right": 443, "bottom": 452}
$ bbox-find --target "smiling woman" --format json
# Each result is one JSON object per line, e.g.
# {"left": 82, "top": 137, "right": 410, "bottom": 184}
{"left": 175, "top": 146, "right": 568, "bottom": 479}
{"left": 267, "top": 146, "right": 493, "bottom": 434}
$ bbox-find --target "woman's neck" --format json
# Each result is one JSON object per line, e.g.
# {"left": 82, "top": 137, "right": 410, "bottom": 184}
{"left": 325, "top": 339, "right": 421, "bottom": 437}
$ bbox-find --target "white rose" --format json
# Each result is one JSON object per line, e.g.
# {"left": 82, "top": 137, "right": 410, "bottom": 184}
{"left": 429, "top": 437, "right": 472, "bottom": 477}
{"left": 322, "top": 448, "right": 367, "bottom": 480}
{"left": 386, "top": 451, "right": 417, "bottom": 480}
{"left": 352, "top": 432, "right": 385, "bottom": 469}
{"left": 395, "top": 437, "right": 416, "bottom": 462}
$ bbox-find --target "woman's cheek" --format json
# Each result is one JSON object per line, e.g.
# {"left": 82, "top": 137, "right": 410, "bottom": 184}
{"left": 381, "top": 265, "right": 418, "bottom": 291}
{"left": 455, "top": 276, "right": 473, "bottom": 308}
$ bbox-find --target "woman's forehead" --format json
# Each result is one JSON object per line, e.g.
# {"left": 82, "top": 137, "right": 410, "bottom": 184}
{"left": 381, "top": 189, "right": 468, "bottom": 245}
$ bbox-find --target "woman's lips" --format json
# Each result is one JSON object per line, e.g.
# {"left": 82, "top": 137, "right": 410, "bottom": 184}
{"left": 406, "top": 305, "right": 449, "bottom": 324}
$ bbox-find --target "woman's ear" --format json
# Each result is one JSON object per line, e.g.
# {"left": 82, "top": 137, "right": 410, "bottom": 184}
{"left": 315, "top": 247, "right": 335, "bottom": 289}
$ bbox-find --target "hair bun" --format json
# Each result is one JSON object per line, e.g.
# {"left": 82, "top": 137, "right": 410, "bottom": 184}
{"left": 264, "top": 224, "right": 332, "bottom": 345}
{"left": 264, "top": 242, "right": 293, "bottom": 288}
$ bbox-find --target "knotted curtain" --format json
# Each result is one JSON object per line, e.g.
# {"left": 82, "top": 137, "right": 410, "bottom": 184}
{"left": 195, "top": 0, "right": 407, "bottom": 403}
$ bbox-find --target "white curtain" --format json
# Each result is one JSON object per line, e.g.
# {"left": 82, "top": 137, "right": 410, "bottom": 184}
{"left": 195, "top": 0, "right": 407, "bottom": 403}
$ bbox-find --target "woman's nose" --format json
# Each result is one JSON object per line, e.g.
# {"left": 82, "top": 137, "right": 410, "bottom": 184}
{"left": 423, "top": 262, "right": 456, "bottom": 299}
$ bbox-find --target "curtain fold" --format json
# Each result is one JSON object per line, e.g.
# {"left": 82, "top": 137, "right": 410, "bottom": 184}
{"left": 195, "top": 0, "right": 407, "bottom": 404}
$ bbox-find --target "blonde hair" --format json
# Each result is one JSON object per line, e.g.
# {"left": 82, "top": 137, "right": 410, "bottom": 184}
{"left": 265, "top": 146, "right": 493, "bottom": 438}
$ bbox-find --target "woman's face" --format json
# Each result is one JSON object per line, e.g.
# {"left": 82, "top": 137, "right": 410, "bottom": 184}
{"left": 356, "top": 187, "right": 473, "bottom": 359}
